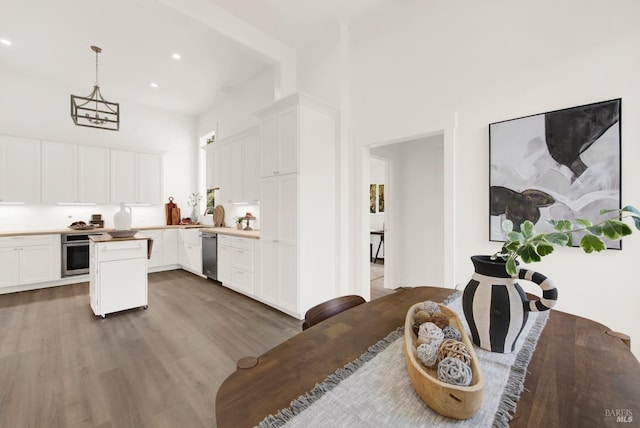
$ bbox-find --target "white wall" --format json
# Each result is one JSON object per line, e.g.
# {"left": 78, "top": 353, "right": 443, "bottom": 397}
{"left": 197, "top": 68, "right": 274, "bottom": 140}
{"left": 346, "top": 0, "right": 640, "bottom": 357}
{"left": 0, "top": 69, "right": 198, "bottom": 222}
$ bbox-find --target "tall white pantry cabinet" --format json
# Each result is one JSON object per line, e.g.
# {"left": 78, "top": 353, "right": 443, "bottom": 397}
{"left": 255, "top": 92, "right": 338, "bottom": 319}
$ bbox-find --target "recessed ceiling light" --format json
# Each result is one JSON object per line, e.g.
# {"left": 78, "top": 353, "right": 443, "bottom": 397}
{"left": 0, "top": 39, "right": 12, "bottom": 46}
{"left": 150, "top": 82, "right": 159, "bottom": 88}
{"left": 172, "top": 53, "right": 181, "bottom": 60}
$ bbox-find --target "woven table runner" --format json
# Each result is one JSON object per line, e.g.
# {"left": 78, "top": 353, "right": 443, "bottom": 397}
{"left": 257, "top": 292, "right": 549, "bottom": 428}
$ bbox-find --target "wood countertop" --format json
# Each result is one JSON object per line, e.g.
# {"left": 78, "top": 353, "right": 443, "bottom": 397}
{"left": 0, "top": 224, "right": 208, "bottom": 238}
{"left": 199, "top": 227, "right": 260, "bottom": 239}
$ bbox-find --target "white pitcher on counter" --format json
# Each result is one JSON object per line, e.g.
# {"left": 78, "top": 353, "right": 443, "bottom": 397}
{"left": 114, "top": 202, "right": 132, "bottom": 230}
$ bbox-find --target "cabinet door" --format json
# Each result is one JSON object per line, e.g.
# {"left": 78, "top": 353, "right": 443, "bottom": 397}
{"left": 0, "top": 247, "right": 20, "bottom": 288}
{"left": 278, "top": 174, "right": 298, "bottom": 244}
{"left": 260, "top": 177, "right": 279, "bottom": 240}
{"left": 258, "top": 240, "right": 279, "bottom": 305}
{"left": 99, "top": 258, "right": 147, "bottom": 314}
{"left": 242, "top": 133, "right": 260, "bottom": 203}
{"left": 277, "top": 107, "right": 299, "bottom": 175}
{"left": 230, "top": 142, "right": 242, "bottom": 202}
{"left": 217, "top": 144, "right": 232, "bottom": 204}
{"left": 41, "top": 141, "right": 77, "bottom": 203}
{"left": 260, "top": 115, "right": 278, "bottom": 177}
{"left": 141, "top": 230, "right": 163, "bottom": 269}
{"left": 218, "top": 244, "right": 232, "bottom": 285}
{"left": 163, "top": 229, "right": 178, "bottom": 265}
{"left": 19, "top": 244, "right": 59, "bottom": 284}
{"left": 110, "top": 149, "right": 136, "bottom": 204}
{"left": 138, "top": 153, "right": 163, "bottom": 204}
{"left": 278, "top": 241, "right": 298, "bottom": 312}
{"left": 0, "top": 135, "right": 41, "bottom": 203}
{"left": 78, "top": 145, "right": 110, "bottom": 203}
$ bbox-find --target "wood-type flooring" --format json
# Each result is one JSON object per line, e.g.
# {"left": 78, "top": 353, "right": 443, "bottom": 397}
{"left": 0, "top": 266, "right": 394, "bottom": 427}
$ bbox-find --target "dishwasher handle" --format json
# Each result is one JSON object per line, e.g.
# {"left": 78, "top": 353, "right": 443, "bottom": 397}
{"left": 200, "top": 234, "right": 217, "bottom": 239}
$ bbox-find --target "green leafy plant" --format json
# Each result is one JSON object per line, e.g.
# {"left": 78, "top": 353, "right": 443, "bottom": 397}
{"left": 233, "top": 216, "right": 243, "bottom": 224}
{"left": 187, "top": 192, "right": 202, "bottom": 208}
{"left": 493, "top": 205, "right": 640, "bottom": 276}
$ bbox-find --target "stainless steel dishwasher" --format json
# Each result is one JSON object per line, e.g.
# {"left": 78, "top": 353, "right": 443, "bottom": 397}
{"left": 201, "top": 232, "right": 218, "bottom": 280}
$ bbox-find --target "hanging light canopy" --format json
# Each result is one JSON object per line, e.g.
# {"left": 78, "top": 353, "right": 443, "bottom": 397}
{"left": 70, "top": 45, "right": 120, "bottom": 131}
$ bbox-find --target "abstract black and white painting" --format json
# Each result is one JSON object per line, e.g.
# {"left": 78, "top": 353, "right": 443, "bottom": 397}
{"left": 489, "top": 99, "right": 621, "bottom": 248}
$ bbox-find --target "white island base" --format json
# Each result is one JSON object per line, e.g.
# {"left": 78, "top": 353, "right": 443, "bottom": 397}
{"left": 89, "top": 235, "right": 152, "bottom": 318}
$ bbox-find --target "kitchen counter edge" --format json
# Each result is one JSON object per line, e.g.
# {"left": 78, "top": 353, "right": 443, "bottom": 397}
{"left": 0, "top": 224, "right": 256, "bottom": 238}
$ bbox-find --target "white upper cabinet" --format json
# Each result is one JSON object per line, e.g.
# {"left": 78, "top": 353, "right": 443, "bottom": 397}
{"left": 42, "top": 141, "right": 110, "bottom": 204}
{"left": 259, "top": 106, "right": 298, "bottom": 177}
{"left": 138, "top": 153, "right": 163, "bottom": 204}
{"left": 110, "top": 150, "right": 136, "bottom": 203}
{"left": 203, "top": 126, "right": 259, "bottom": 204}
{"left": 111, "top": 149, "right": 163, "bottom": 204}
{"left": 41, "top": 141, "right": 78, "bottom": 203}
{"left": 242, "top": 132, "right": 260, "bottom": 204}
{"left": 0, "top": 135, "right": 41, "bottom": 203}
{"left": 78, "top": 145, "right": 110, "bottom": 204}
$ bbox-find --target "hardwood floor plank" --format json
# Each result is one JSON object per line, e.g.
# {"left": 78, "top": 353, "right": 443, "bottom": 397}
{"left": 0, "top": 270, "right": 301, "bottom": 427}
{"left": 0, "top": 267, "right": 392, "bottom": 427}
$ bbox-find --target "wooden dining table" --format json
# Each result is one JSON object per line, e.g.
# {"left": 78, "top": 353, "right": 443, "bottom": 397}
{"left": 216, "top": 286, "right": 640, "bottom": 427}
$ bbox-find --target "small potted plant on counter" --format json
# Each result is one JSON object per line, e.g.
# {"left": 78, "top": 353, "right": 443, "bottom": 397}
{"left": 464, "top": 205, "right": 640, "bottom": 353}
{"left": 234, "top": 216, "right": 244, "bottom": 230}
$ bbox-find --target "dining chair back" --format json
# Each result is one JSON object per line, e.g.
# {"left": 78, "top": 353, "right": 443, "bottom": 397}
{"left": 302, "top": 295, "right": 366, "bottom": 330}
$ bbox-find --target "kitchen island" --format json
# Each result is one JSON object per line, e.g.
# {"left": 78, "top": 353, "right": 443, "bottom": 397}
{"left": 89, "top": 234, "right": 153, "bottom": 318}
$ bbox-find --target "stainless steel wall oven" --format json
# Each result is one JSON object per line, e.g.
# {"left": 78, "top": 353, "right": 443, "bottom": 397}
{"left": 61, "top": 232, "right": 103, "bottom": 277}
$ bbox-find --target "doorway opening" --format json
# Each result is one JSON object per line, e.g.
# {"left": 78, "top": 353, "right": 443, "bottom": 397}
{"left": 369, "top": 156, "right": 392, "bottom": 299}
{"left": 368, "top": 132, "right": 445, "bottom": 296}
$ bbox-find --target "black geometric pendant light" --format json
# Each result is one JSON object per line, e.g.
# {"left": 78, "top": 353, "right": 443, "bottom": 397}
{"left": 70, "top": 45, "right": 120, "bottom": 131}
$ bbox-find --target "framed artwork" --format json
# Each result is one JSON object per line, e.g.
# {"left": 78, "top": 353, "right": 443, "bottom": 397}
{"left": 378, "top": 184, "right": 385, "bottom": 212}
{"left": 204, "top": 187, "right": 216, "bottom": 215}
{"left": 370, "top": 184, "right": 377, "bottom": 213}
{"left": 489, "top": 98, "right": 621, "bottom": 249}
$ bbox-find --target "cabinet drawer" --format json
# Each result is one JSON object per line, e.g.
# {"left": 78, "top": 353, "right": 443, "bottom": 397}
{"left": 232, "top": 237, "right": 253, "bottom": 250}
{"left": 232, "top": 247, "right": 253, "bottom": 271}
{"left": 232, "top": 268, "right": 253, "bottom": 291}
{"left": 0, "top": 234, "right": 57, "bottom": 248}
{"left": 98, "top": 241, "right": 147, "bottom": 262}
{"left": 218, "top": 235, "right": 233, "bottom": 246}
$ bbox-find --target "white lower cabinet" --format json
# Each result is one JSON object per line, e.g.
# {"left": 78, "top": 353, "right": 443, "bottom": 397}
{"left": 0, "top": 235, "right": 60, "bottom": 289}
{"left": 90, "top": 238, "right": 148, "bottom": 318}
{"left": 218, "top": 235, "right": 257, "bottom": 297}
{"left": 257, "top": 239, "right": 297, "bottom": 314}
{"left": 179, "top": 229, "right": 202, "bottom": 275}
{"left": 137, "top": 229, "right": 179, "bottom": 271}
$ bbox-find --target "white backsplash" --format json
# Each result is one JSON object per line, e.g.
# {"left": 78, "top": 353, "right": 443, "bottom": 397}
{"left": 0, "top": 204, "right": 166, "bottom": 231}
{"left": 0, "top": 203, "right": 261, "bottom": 232}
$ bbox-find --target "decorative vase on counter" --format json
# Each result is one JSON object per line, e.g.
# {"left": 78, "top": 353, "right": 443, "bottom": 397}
{"left": 462, "top": 255, "right": 558, "bottom": 353}
{"left": 114, "top": 202, "right": 132, "bottom": 230}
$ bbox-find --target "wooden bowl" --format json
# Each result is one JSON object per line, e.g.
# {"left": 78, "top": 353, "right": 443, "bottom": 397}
{"left": 403, "top": 303, "right": 484, "bottom": 419}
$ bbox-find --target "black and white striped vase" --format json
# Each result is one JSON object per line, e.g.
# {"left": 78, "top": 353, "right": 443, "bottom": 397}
{"left": 462, "top": 255, "right": 558, "bottom": 353}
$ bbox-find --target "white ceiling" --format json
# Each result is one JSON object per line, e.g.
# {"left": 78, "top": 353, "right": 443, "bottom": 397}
{"left": 0, "top": 0, "right": 396, "bottom": 116}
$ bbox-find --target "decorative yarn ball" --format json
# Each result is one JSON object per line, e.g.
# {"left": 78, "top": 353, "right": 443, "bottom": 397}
{"left": 438, "top": 356, "right": 472, "bottom": 386}
{"left": 418, "top": 322, "right": 444, "bottom": 347}
{"left": 417, "top": 342, "right": 439, "bottom": 367}
{"left": 430, "top": 312, "right": 450, "bottom": 330}
{"left": 414, "top": 310, "right": 432, "bottom": 324}
{"left": 438, "top": 339, "right": 472, "bottom": 367}
{"left": 442, "top": 326, "right": 462, "bottom": 341}
{"left": 412, "top": 321, "right": 422, "bottom": 336}
{"left": 416, "top": 336, "right": 430, "bottom": 346}
{"left": 420, "top": 300, "right": 441, "bottom": 315}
